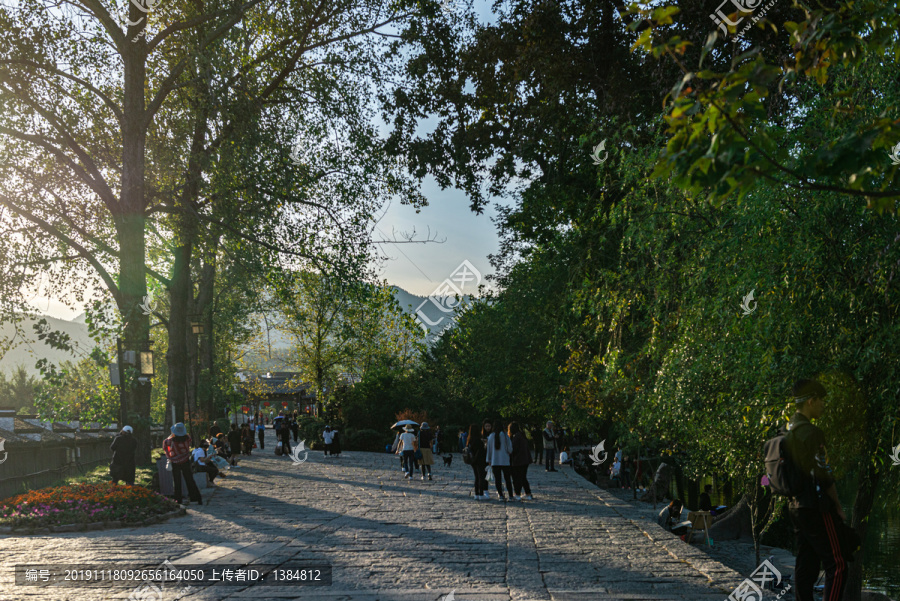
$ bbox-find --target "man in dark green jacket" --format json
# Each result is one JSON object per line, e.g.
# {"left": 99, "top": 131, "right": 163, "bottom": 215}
{"left": 787, "top": 378, "right": 847, "bottom": 601}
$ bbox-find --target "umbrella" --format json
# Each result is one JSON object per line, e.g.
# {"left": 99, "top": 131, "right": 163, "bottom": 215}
{"left": 391, "top": 420, "right": 418, "bottom": 429}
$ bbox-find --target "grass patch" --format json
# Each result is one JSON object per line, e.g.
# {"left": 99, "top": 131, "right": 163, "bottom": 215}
{"left": 54, "top": 448, "right": 167, "bottom": 490}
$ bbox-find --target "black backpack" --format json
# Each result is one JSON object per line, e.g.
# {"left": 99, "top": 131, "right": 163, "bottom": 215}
{"left": 762, "top": 422, "right": 812, "bottom": 497}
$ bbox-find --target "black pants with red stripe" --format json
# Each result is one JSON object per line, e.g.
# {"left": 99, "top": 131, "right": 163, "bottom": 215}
{"left": 789, "top": 507, "right": 848, "bottom": 601}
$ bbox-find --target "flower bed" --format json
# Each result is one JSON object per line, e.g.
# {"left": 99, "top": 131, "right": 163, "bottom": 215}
{"left": 0, "top": 482, "right": 181, "bottom": 531}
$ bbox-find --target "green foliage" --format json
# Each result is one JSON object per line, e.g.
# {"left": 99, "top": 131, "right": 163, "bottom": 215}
{"left": 32, "top": 354, "right": 119, "bottom": 425}
{"left": 345, "top": 429, "right": 390, "bottom": 452}
{"left": 297, "top": 416, "right": 328, "bottom": 450}
{"left": 0, "top": 366, "right": 39, "bottom": 413}
{"left": 626, "top": 0, "right": 900, "bottom": 212}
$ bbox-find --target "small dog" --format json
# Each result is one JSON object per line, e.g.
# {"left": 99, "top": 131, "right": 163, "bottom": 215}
{"left": 442, "top": 454, "right": 453, "bottom": 467}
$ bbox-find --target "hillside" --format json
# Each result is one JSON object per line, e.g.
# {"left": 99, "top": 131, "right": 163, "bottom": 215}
{"left": 0, "top": 314, "right": 95, "bottom": 376}
{"left": 0, "top": 285, "right": 476, "bottom": 376}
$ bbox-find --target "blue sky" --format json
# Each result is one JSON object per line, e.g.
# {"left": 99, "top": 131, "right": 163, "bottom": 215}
{"left": 373, "top": 175, "right": 502, "bottom": 297}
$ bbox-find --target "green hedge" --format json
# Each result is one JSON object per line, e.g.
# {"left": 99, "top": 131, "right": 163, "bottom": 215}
{"left": 346, "top": 429, "right": 391, "bottom": 452}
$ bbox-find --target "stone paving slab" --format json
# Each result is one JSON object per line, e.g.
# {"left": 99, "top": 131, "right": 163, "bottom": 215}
{"left": 0, "top": 432, "right": 778, "bottom": 601}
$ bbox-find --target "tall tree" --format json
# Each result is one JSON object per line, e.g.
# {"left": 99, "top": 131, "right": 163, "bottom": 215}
{"left": 0, "top": 0, "right": 428, "bottom": 461}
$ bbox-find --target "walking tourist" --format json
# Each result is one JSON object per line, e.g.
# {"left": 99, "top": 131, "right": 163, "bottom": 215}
{"left": 291, "top": 411, "right": 300, "bottom": 442}
{"left": 227, "top": 424, "right": 242, "bottom": 465}
{"left": 391, "top": 431, "right": 403, "bottom": 470}
{"left": 241, "top": 423, "right": 254, "bottom": 455}
{"left": 486, "top": 420, "right": 515, "bottom": 500}
{"left": 533, "top": 425, "right": 543, "bottom": 464}
{"left": 610, "top": 456, "right": 622, "bottom": 486}
{"left": 786, "top": 378, "right": 849, "bottom": 601}
{"left": 508, "top": 422, "right": 533, "bottom": 500}
{"left": 323, "top": 426, "right": 336, "bottom": 457}
{"left": 458, "top": 428, "right": 467, "bottom": 453}
{"left": 396, "top": 425, "right": 418, "bottom": 478}
{"left": 542, "top": 421, "right": 558, "bottom": 472}
{"left": 279, "top": 417, "right": 292, "bottom": 457}
{"left": 192, "top": 440, "right": 223, "bottom": 485}
{"left": 163, "top": 423, "right": 202, "bottom": 506}
{"left": 109, "top": 425, "right": 137, "bottom": 486}
{"left": 467, "top": 423, "right": 487, "bottom": 499}
{"left": 433, "top": 425, "right": 442, "bottom": 453}
{"left": 256, "top": 421, "right": 266, "bottom": 450}
{"left": 418, "top": 422, "right": 435, "bottom": 480}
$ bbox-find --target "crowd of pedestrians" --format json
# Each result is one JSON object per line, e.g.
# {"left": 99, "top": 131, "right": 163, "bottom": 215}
{"left": 463, "top": 419, "right": 538, "bottom": 501}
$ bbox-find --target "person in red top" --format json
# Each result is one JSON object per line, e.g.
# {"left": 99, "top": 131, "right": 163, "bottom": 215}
{"left": 163, "top": 423, "right": 202, "bottom": 506}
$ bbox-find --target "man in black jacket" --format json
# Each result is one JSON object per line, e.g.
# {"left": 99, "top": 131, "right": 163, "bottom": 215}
{"left": 787, "top": 378, "right": 847, "bottom": 601}
{"left": 110, "top": 425, "right": 137, "bottom": 485}
{"left": 227, "top": 424, "right": 242, "bottom": 466}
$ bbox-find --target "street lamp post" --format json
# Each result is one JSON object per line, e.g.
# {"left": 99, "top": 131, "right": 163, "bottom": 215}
{"left": 113, "top": 338, "right": 154, "bottom": 429}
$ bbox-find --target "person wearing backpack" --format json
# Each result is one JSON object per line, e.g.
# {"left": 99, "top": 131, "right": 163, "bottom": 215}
{"left": 785, "top": 379, "right": 848, "bottom": 601}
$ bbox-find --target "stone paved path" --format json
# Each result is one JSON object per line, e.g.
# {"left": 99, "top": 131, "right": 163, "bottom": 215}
{"left": 0, "top": 435, "right": 765, "bottom": 601}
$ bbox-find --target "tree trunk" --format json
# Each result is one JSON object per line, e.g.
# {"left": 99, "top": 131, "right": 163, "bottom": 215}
{"left": 119, "top": 45, "right": 150, "bottom": 464}
{"left": 117, "top": 213, "right": 152, "bottom": 464}
{"left": 167, "top": 241, "right": 192, "bottom": 427}
{"left": 196, "top": 251, "right": 217, "bottom": 419}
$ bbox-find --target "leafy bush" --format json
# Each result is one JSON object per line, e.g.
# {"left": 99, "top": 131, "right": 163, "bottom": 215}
{"left": 348, "top": 429, "right": 390, "bottom": 452}
{"left": 297, "top": 416, "right": 328, "bottom": 449}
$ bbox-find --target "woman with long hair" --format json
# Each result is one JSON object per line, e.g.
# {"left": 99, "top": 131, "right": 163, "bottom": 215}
{"left": 467, "top": 422, "right": 487, "bottom": 499}
{"left": 417, "top": 422, "right": 435, "bottom": 480}
{"left": 486, "top": 419, "right": 515, "bottom": 500}
{"left": 508, "top": 422, "right": 533, "bottom": 500}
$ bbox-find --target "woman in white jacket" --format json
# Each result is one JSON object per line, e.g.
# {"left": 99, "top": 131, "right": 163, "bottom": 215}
{"left": 485, "top": 420, "right": 515, "bottom": 500}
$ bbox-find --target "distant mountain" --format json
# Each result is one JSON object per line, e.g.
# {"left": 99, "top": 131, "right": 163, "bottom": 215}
{"left": 390, "top": 286, "right": 474, "bottom": 340}
{"left": 0, "top": 285, "right": 476, "bottom": 376}
{"left": 0, "top": 315, "right": 94, "bottom": 376}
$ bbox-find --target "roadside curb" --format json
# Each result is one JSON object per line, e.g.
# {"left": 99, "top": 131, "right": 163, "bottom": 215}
{"left": 0, "top": 506, "right": 188, "bottom": 536}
